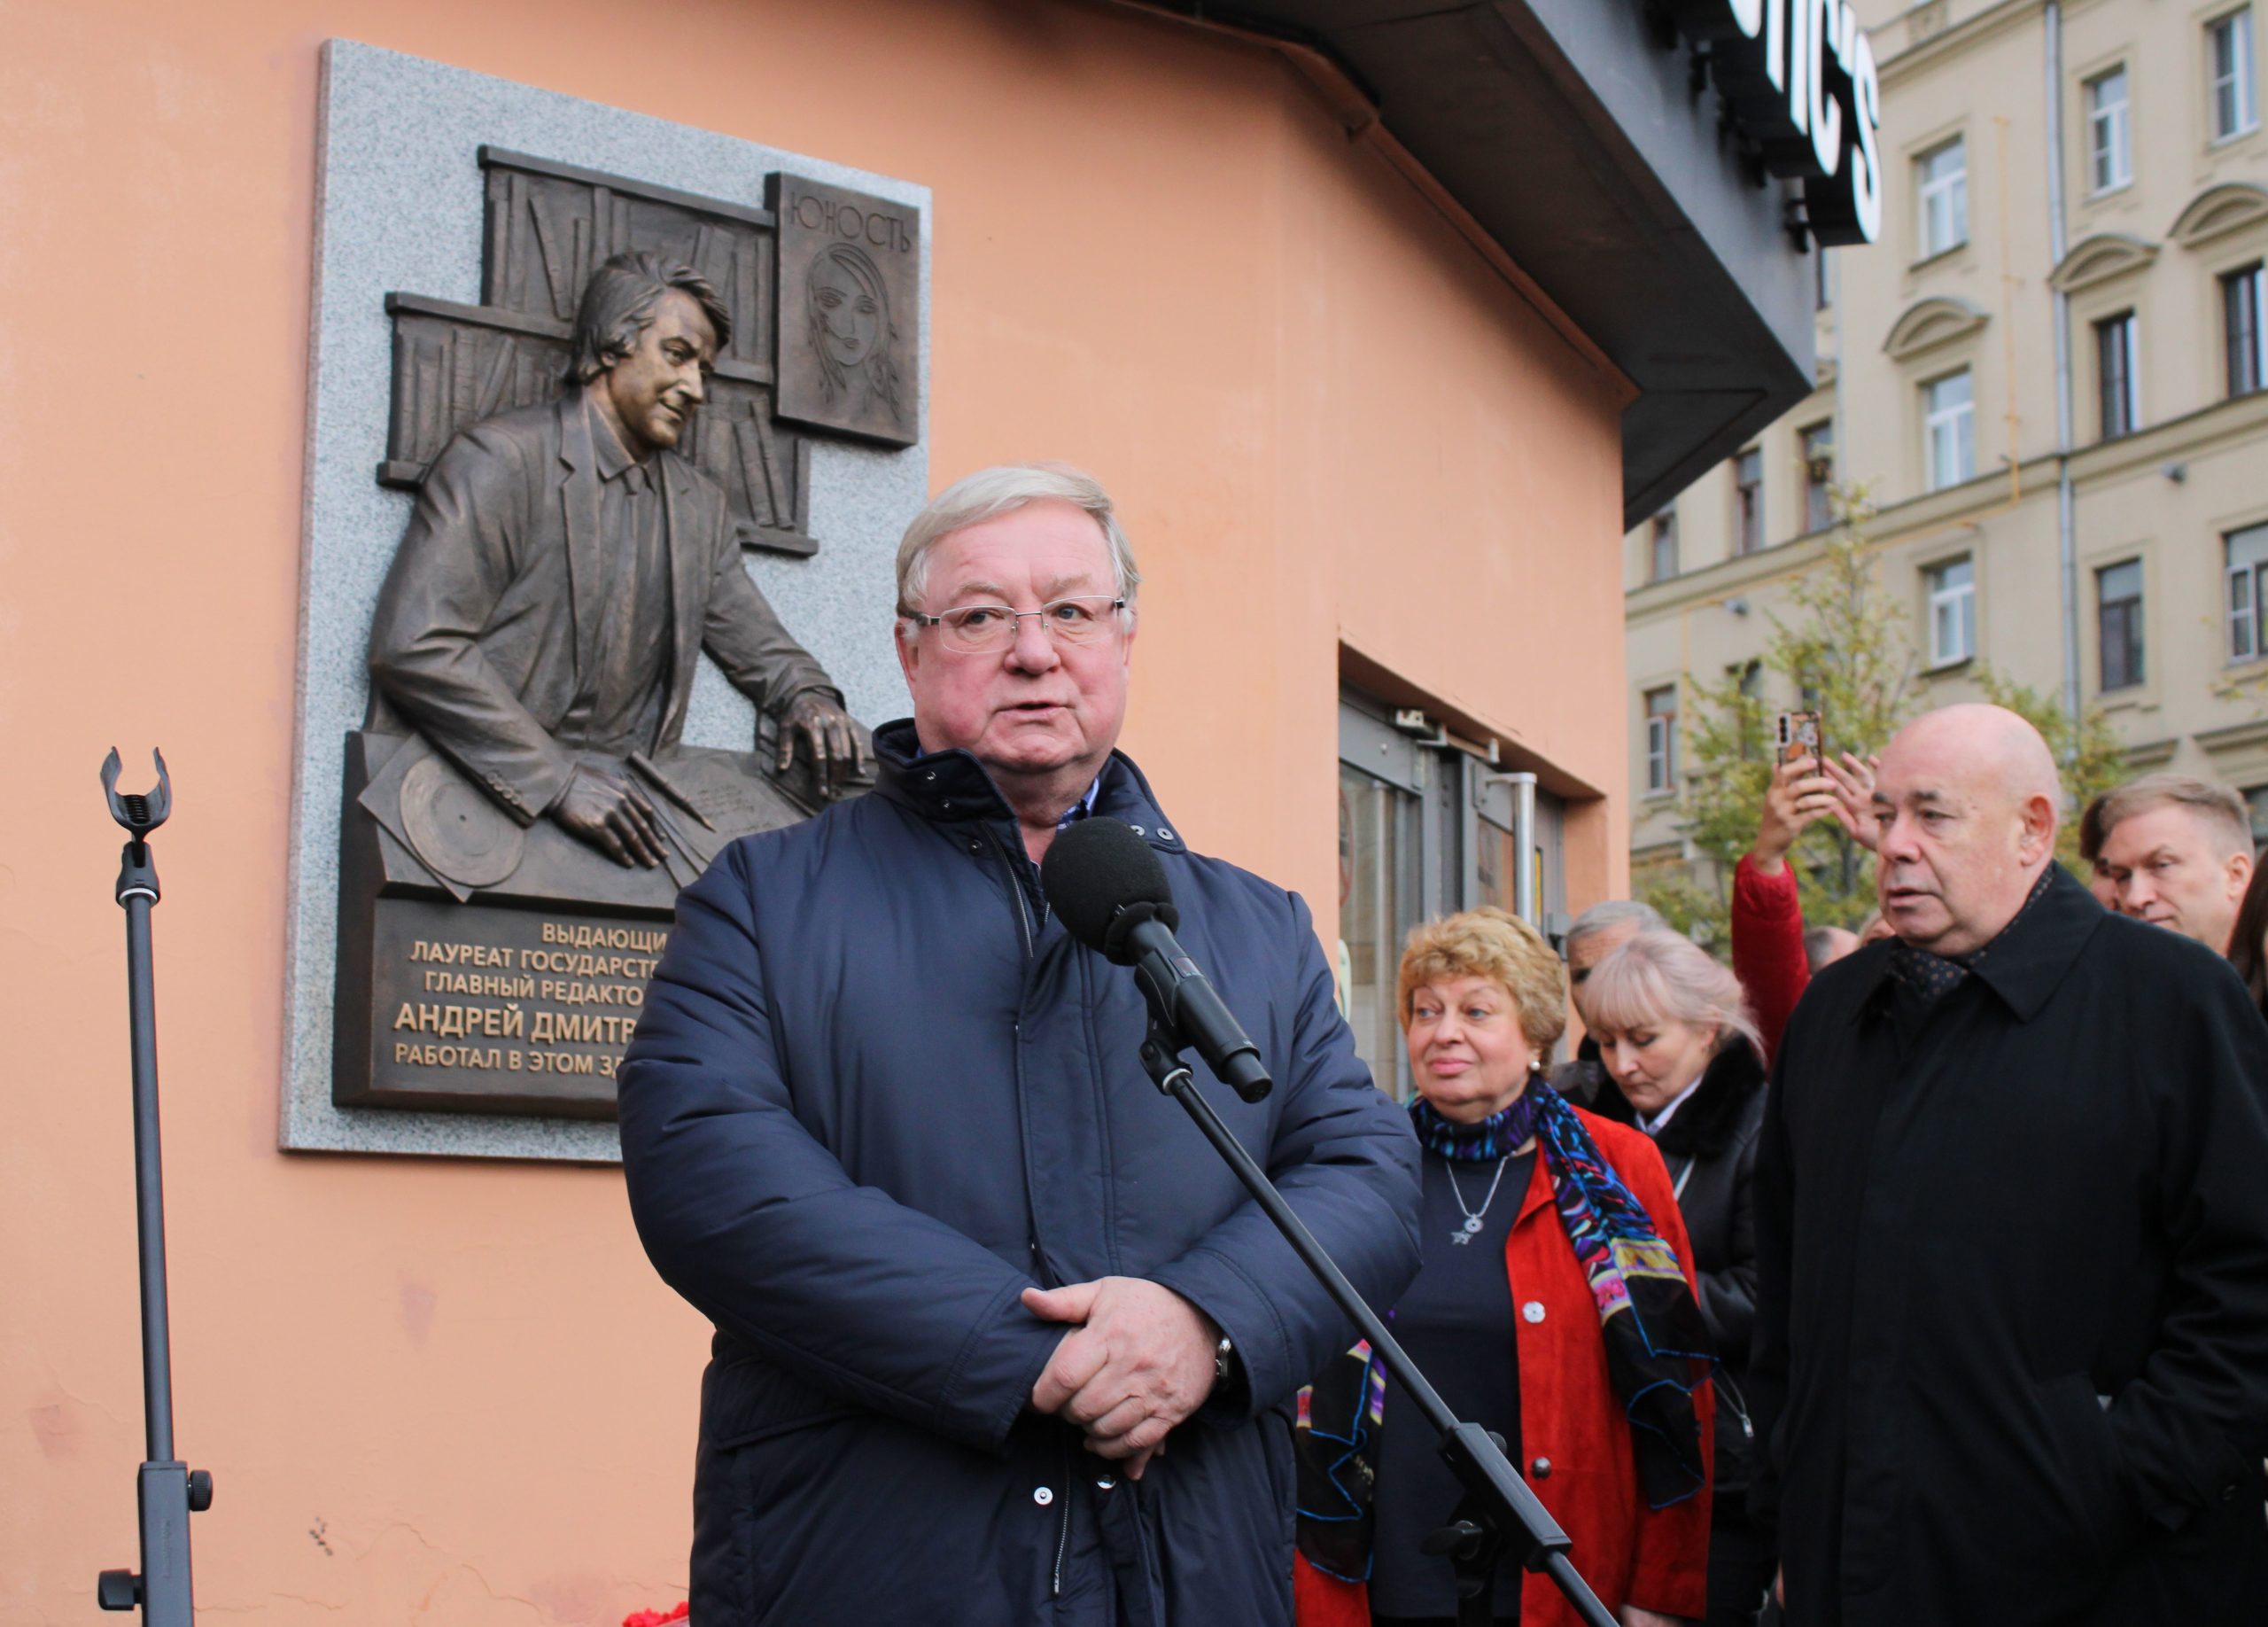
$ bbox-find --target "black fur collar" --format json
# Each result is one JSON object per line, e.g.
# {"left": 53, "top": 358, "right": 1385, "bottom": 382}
{"left": 1588, "top": 1039, "right": 1766, "bottom": 1163}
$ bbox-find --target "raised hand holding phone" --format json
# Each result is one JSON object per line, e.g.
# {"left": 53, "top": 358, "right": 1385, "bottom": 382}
{"left": 1752, "top": 749, "right": 1840, "bottom": 876}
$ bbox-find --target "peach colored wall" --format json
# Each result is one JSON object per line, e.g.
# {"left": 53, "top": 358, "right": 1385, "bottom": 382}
{"left": 0, "top": 2, "right": 1626, "bottom": 1621}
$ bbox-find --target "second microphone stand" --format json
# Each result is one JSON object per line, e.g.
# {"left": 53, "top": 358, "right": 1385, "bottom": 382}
{"left": 96, "top": 749, "right": 211, "bottom": 1624}
{"left": 1134, "top": 1024, "right": 1619, "bottom": 1627}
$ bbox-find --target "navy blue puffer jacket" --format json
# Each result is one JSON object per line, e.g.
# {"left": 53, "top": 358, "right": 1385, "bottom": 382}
{"left": 618, "top": 720, "right": 1422, "bottom": 1625}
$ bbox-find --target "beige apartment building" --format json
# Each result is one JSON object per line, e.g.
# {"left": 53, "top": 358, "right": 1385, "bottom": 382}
{"left": 1626, "top": 0, "right": 2268, "bottom": 883}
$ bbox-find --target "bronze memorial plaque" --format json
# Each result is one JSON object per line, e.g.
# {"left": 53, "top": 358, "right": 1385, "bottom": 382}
{"left": 770, "top": 175, "right": 920, "bottom": 448}
{"left": 335, "top": 150, "right": 913, "bottom": 1118}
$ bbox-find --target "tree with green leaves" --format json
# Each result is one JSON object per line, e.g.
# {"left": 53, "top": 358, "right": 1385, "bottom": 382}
{"left": 1639, "top": 500, "right": 1917, "bottom": 947}
{"left": 1640, "top": 497, "right": 2127, "bottom": 947}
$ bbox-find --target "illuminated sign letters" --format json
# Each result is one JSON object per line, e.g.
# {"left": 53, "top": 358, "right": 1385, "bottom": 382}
{"left": 1660, "top": 0, "right": 1883, "bottom": 246}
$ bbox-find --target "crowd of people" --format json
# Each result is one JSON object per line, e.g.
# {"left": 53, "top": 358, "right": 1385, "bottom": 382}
{"left": 1291, "top": 714, "right": 2268, "bottom": 1627}
{"left": 614, "top": 459, "right": 2268, "bottom": 1627}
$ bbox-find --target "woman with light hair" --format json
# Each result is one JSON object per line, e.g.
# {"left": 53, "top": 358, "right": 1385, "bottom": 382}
{"left": 1295, "top": 907, "right": 1713, "bottom": 1627}
{"left": 1581, "top": 929, "right": 1770, "bottom": 1627}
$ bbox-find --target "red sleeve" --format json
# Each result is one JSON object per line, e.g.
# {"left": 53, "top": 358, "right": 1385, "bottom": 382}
{"left": 1616, "top": 1133, "right": 1715, "bottom": 1621}
{"left": 1730, "top": 852, "right": 1808, "bottom": 1066}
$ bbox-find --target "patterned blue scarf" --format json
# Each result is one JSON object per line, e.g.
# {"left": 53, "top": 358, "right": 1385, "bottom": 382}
{"left": 1408, "top": 1088, "right": 1542, "bottom": 1162}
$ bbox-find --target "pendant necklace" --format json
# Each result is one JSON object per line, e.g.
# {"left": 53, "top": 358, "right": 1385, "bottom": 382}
{"left": 1444, "top": 1155, "right": 1511, "bottom": 1246}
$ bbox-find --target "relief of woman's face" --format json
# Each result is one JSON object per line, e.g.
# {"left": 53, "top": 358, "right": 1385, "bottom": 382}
{"left": 811, "top": 255, "right": 881, "bottom": 369}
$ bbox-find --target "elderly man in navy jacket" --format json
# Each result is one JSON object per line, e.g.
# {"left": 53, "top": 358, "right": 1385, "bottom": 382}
{"left": 618, "top": 463, "right": 1422, "bottom": 1625}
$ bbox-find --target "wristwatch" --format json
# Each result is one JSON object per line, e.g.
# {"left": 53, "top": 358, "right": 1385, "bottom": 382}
{"left": 1213, "top": 1332, "right": 1235, "bottom": 1385}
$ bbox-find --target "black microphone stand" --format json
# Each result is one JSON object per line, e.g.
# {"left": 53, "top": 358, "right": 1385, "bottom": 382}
{"left": 96, "top": 750, "right": 212, "bottom": 1624}
{"left": 1134, "top": 1022, "right": 1619, "bottom": 1627}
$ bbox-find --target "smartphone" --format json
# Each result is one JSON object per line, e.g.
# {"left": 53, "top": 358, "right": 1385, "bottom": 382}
{"left": 1775, "top": 710, "right": 1822, "bottom": 771}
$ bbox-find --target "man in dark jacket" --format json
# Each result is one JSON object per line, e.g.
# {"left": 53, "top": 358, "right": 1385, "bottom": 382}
{"left": 617, "top": 463, "right": 1423, "bottom": 1624}
{"left": 1751, "top": 704, "right": 2268, "bottom": 1626}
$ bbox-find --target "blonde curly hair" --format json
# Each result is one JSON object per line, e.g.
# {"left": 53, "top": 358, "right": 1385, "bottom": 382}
{"left": 1395, "top": 907, "right": 1568, "bottom": 1054}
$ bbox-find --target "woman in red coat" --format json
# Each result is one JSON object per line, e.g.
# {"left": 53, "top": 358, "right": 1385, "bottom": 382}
{"left": 1296, "top": 908, "right": 1713, "bottom": 1627}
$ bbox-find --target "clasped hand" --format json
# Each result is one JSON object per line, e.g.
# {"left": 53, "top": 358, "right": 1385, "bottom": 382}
{"left": 1023, "top": 1277, "right": 1218, "bottom": 1480}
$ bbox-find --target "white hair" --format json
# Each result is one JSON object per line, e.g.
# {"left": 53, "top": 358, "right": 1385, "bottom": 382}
{"left": 1583, "top": 929, "right": 1762, "bottom": 1057}
{"left": 894, "top": 463, "right": 1142, "bottom": 614}
{"left": 1565, "top": 899, "right": 1665, "bottom": 956}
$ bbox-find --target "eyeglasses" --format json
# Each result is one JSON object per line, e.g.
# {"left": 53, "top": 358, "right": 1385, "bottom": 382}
{"left": 905, "top": 595, "right": 1127, "bottom": 653}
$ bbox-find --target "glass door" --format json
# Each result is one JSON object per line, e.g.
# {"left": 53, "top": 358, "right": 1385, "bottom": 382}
{"left": 1339, "top": 705, "right": 1425, "bottom": 1100}
{"left": 1470, "top": 767, "right": 1567, "bottom": 943}
{"left": 1339, "top": 689, "right": 1572, "bottom": 1094}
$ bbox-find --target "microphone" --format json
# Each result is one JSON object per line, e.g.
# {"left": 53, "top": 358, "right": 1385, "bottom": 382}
{"left": 1041, "top": 817, "right": 1273, "bottom": 1103}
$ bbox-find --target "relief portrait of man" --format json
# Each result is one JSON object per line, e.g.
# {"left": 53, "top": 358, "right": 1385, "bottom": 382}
{"left": 804, "top": 241, "right": 905, "bottom": 431}
{"left": 366, "top": 251, "right": 865, "bottom": 869}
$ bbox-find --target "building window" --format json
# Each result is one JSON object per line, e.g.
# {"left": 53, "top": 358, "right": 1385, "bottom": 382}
{"left": 1736, "top": 660, "right": 1765, "bottom": 759}
{"left": 2228, "top": 264, "right": 2266, "bottom": 397}
{"left": 2085, "top": 66, "right": 2132, "bottom": 193}
{"left": 1815, "top": 249, "right": 1833, "bottom": 311}
{"left": 1649, "top": 510, "right": 1679, "bottom": 582}
{"left": 2245, "top": 785, "right": 2268, "bottom": 845}
{"left": 2097, "top": 559, "right": 2145, "bottom": 690}
{"left": 1644, "top": 686, "right": 1678, "bottom": 793}
{"left": 1734, "top": 448, "right": 1764, "bottom": 555}
{"left": 1800, "top": 422, "right": 1836, "bottom": 532}
{"left": 2227, "top": 523, "right": 2268, "bottom": 663}
{"left": 1927, "top": 557, "right": 1977, "bottom": 667}
{"left": 1916, "top": 136, "right": 1969, "bottom": 259}
{"left": 2095, "top": 312, "right": 2140, "bottom": 438}
{"left": 1923, "top": 370, "right": 1976, "bottom": 490}
{"left": 2211, "top": 8, "right": 2258, "bottom": 142}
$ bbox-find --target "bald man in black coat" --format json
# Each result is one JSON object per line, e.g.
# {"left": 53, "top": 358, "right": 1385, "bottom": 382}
{"left": 1751, "top": 705, "right": 2268, "bottom": 1627}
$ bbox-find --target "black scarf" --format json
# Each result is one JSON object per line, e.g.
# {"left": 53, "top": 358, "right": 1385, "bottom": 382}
{"left": 1886, "top": 866, "right": 2057, "bottom": 1038}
